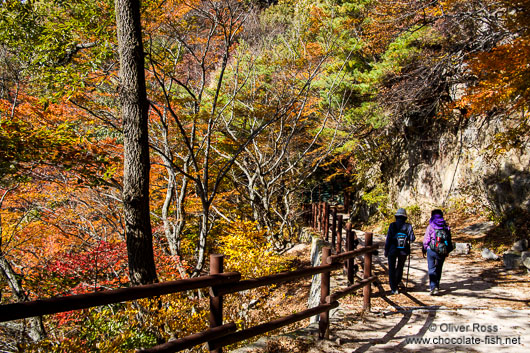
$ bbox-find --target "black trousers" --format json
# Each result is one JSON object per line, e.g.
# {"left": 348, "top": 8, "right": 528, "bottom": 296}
{"left": 388, "top": 252, "right": 407, "bottom": 291}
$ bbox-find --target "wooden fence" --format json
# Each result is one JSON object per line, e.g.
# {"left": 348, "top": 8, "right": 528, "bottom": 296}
{"left": 0, "top": 201, "right": 377, "bottom": 353}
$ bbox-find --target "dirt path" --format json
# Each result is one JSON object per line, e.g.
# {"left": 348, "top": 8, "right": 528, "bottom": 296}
{"left": 308, "top": 233, "right": 530, "bottom": 352}
{"left": 235, "top": 226, "right": 530, "bottom": 353}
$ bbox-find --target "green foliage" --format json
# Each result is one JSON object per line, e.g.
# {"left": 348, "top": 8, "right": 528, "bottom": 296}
{"left": 3, "top": 0, "right": 530, "bottom": 350}
{"left": 0, "top": 0, "right": 116, "bottom": 98}
{"left": 26, "top": 304, "right": 159, "bottom": 353}
{"left": 361, "top": 183, "right": 391, "bottom": 219}
{"left": 405, "top": 204, "right": 421, "bottom": 229}
{"left": 0, "top": 116, "right": 76, "bottom": 182}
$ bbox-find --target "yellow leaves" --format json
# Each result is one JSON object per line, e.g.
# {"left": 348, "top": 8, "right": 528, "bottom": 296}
{"left": 217, "top": 219, "right": 291, "bottom": 279}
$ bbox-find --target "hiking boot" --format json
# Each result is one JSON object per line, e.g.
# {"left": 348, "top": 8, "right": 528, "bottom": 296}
{"left": 430, "top": 288, "right": 439, "bottom": 296}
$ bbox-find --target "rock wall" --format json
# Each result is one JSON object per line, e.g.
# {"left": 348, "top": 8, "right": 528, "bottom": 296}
{"left": 389, "top": 115, "right": 530, "bottom": 219}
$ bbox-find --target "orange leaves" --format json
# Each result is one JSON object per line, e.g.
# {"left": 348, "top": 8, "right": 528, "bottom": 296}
{"left": 454, "top": 0, "right": 530, "bottom": 123}
{"left": 1, "top": 91, "right": 123, "bottom": 188}
{"left": 308, "top": 5, "right": 326, "bottom": 35}
{"left": 363, "top": 0, "right": 474, "bottom": 54}
{"left": 143, "top": 0, "right": 199, "bottom": 31}
{"left": 463, "top": 37, "right": 530, "bottom": 116}
{"left": 0, "top": 92, "right": 125, "bottom": 296}
{"left": 363, "top": 0, "right": 422, "bottom": 53}
{"left": 1, "top": 96, "right": 76, "bottom": 160}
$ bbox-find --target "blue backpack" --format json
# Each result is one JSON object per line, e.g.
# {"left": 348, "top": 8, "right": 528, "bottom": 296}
{"left": 396, "top": 232, "right": 407, "bottom": 249}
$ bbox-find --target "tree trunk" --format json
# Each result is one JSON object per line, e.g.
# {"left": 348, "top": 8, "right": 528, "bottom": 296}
{"left": 160, "top": 158, "right": 189, "bottom": 279}
{"left": 0, "top": 255, "right": 46, "bottom": 341}
{"left": 193, "top": 207, "right": 210, "bottom": 276}
{"left": 1, "top": 191, "right": 45, "bottom": 341}
{"left": 115, "top": 0, "right": 158, "bottom": 285}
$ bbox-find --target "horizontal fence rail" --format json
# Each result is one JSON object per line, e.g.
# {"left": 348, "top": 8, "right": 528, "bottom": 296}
{"left": 328, "top": 276, "right": 378, "bottom": 302}
{"left": 327, "top": 245, "right": 379, "bottom": 264}
{"left": 137, "top": 323, "right": 238, "bottom": 353}
{"left": 0, "top": 272, "right": 241, "bottom": 323}
{"left": 0, "top": 201, "right": 378, "bottom": 353}
{"left": 214, "top": 262, "right": 343, "bottom": 296}
{"left": 208, "top": 302, "right": 340, "bottom": 351}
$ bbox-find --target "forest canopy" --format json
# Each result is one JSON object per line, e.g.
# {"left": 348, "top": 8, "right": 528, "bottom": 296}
{"left": 1, "top": 0, "right": 528, "bottom": 351}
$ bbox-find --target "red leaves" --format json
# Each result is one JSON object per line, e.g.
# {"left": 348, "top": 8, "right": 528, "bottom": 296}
{"left": 44, "top": 241, "right": 128, "bottom": 294}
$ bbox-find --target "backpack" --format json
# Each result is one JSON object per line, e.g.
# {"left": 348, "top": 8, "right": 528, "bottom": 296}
{"left": 396, "top": 232, "right": 408, "bottom": 249}
{"left": 429, "top": 228, "right": 452, "bottom": 255}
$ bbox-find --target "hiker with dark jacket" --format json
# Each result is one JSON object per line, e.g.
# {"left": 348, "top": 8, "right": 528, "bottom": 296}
{"left": 423, "top": 209, "right": 453, "bottom": 295}
{"left": 385, "top": 208, "right": 415, "bottom": 295}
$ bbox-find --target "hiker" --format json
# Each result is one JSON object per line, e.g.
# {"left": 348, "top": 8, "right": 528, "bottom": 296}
{"left": 385, "top": 208, "right": 415, "bottom": 295}
{"left": 422, "top": 209, "right": 453, "bottom": 295}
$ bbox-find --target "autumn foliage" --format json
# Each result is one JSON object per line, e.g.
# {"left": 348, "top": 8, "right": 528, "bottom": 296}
{"left": 1, "top": 0, "right": 529, "bottom": 351}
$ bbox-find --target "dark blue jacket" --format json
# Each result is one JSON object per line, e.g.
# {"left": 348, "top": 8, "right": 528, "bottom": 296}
{"left": 385, "top": 218, "right": 415, "bottom": 257}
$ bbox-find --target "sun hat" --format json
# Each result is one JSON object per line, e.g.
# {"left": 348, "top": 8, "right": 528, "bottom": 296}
{"left": 395, "top": 208, "right": 407, "bottom": 218}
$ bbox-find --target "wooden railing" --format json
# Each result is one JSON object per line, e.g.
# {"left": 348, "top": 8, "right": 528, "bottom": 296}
{"left": 0, "top": 202, "right": 377, "bottom": 353}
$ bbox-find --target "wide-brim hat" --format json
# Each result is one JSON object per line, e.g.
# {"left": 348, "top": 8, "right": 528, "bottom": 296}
{"left": 395, "top": 208, "right": 407, "bottom": 217}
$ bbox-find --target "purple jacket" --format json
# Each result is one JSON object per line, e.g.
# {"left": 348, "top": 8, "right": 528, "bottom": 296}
{"left": 423, "top": 214, "right": 450, "bottom": 250}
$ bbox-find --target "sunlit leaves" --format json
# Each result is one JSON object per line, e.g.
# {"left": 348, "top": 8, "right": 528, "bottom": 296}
{"left": 0, "top": 0, "right": 116, "bottom": 98}
{"left": 217, "top": 219, "right": 291, "bottom": 278}
{"left": 454, "top": 0, "right": 530, "bottom": 151}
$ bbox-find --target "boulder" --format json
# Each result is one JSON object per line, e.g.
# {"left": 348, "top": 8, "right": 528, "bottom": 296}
{"left": 481, "top": 248, "right": 499, "bottom": 260}
{"left": 460, "top": 222, "right": 495, "bottom": 235}
{"left": 285, "top": 243, "right": 309, "bottom": 255}
{"left": 503, "top": 253, "right": 522, "bottom": 269}
{"left": 523, "top": 257, "right": 530, "bottom": 271}
{"left": 521, "top": 251, "right": 530, "bottom": 270}
{"left": 452, "top": 242, "right": 471, "bottom": 255}
{"left": 512, "top": 239, "right": 529, "bottom": 252}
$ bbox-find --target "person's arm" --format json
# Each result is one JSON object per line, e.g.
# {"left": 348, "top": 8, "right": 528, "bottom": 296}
{"left": 423, "top": 224, "right": 431, "bottom": 251}
{"left": 408, "top": 223, "right": 416, "bottom": 243}
{"left": 384, "top": 223, "right": 393, "bottom": 257}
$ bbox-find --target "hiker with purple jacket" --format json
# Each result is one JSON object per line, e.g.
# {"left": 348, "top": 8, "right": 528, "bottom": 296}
{"left": 385, "top": 208, "right": 415, "bottom": 295}
{"left": 423, "top": 209, "right": 453, "bottom": 295}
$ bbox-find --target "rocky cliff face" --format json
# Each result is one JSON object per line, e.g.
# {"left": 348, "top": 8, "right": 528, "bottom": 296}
{"left": 388, "top": 114, "right": 530, "bottom": 221}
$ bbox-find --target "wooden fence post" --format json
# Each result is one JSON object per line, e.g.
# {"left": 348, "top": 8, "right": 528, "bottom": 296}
{"left": 322, "top": 202, "right": 329, "bottom": 241}
{"left": 336, "top": 215, "right": 343, "bottom": 254}
{"left": 363, "top": 232, "right": 373, "bottom": 312}
{"left": 312, "top": 203, "right": 316, "bottom": 229}
{"left": 319, "top": 202, "right": 324, "bottom": 232}
{"left": 331, "top": 208, "right": 337, "bottom": 250}
{"left": 314, "top": 203, "right": 318, "bottom": 230}
{"left": 210, "top": 254, "right": 224, "bottom": 353}
{"left": 346, "top": 223, "right": 354, "bottom": 285}
{"left": 319, "top": 247, "right": 331, "bottom": 339}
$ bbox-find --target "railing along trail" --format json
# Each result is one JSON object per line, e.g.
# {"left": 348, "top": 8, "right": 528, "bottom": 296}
{"left": 0, "top": 200, "right": 377, "bottom": 353}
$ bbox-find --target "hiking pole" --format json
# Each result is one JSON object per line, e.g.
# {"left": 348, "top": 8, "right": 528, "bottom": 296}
{"left": 405, "top": 252, "right": 411, "bottom": 289}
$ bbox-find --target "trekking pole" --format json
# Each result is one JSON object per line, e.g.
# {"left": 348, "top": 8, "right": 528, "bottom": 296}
{"left": 405, "top": 252, "right": 411, "bottom": 289}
